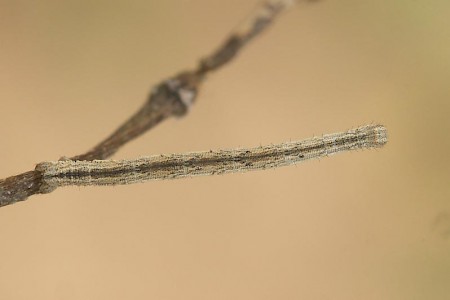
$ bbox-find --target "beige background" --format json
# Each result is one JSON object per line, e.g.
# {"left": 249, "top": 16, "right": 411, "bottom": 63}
{"left": 1, "top": 0, "right": 449, "bottom": 299}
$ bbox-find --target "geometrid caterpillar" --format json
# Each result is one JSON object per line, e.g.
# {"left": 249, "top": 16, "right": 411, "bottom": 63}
{"left": 36, "top": 124, "right": 387, "bottom": 189}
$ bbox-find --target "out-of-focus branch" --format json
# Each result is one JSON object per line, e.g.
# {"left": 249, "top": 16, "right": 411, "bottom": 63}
{"left": 0, "top": 0, "right": 320, "bottom": 208}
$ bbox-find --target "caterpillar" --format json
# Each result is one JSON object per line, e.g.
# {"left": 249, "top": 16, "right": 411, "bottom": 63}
{"left": 36, "top": 124, "right": 387, "bottom": 188}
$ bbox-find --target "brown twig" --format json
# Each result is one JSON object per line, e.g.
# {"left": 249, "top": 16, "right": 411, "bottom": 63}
{"left": 0, "top": 1, "right": 310, "bottom": 207}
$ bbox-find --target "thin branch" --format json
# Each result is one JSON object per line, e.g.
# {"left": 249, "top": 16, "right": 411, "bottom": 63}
{"left": 0, "top": 0, "right": 331, "bottom": 207}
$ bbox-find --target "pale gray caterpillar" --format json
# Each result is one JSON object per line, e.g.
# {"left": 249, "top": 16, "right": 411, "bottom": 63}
{"left": 36, "top": 124, "right": 387, "bottom": 189}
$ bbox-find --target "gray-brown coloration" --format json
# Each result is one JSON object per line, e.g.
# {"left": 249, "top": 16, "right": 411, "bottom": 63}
{"left": 0, "top": 0, "right": 315, "bottom": 208}
{"left": 37, "top": 125, "right": 387, "bottom": 188}
{"left": 70, "top": 73, "right": 201, "bottom": 161}
{"left": 4, "top": 0, "right": 391, "bottom": 210}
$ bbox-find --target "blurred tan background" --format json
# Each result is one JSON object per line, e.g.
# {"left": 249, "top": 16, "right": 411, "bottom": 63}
{"left": 0, "top": 0, "right": 449, "bottom": 299}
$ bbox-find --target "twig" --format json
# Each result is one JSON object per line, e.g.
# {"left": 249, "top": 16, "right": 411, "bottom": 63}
{"left": 0, "top": 0, "right": 364, "bottom": 208}
{"left": 73, "top": 1, "right": 296, "bottom": 161}
{"left": 37, "top": 125, "right": 387, "bottom": 188}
